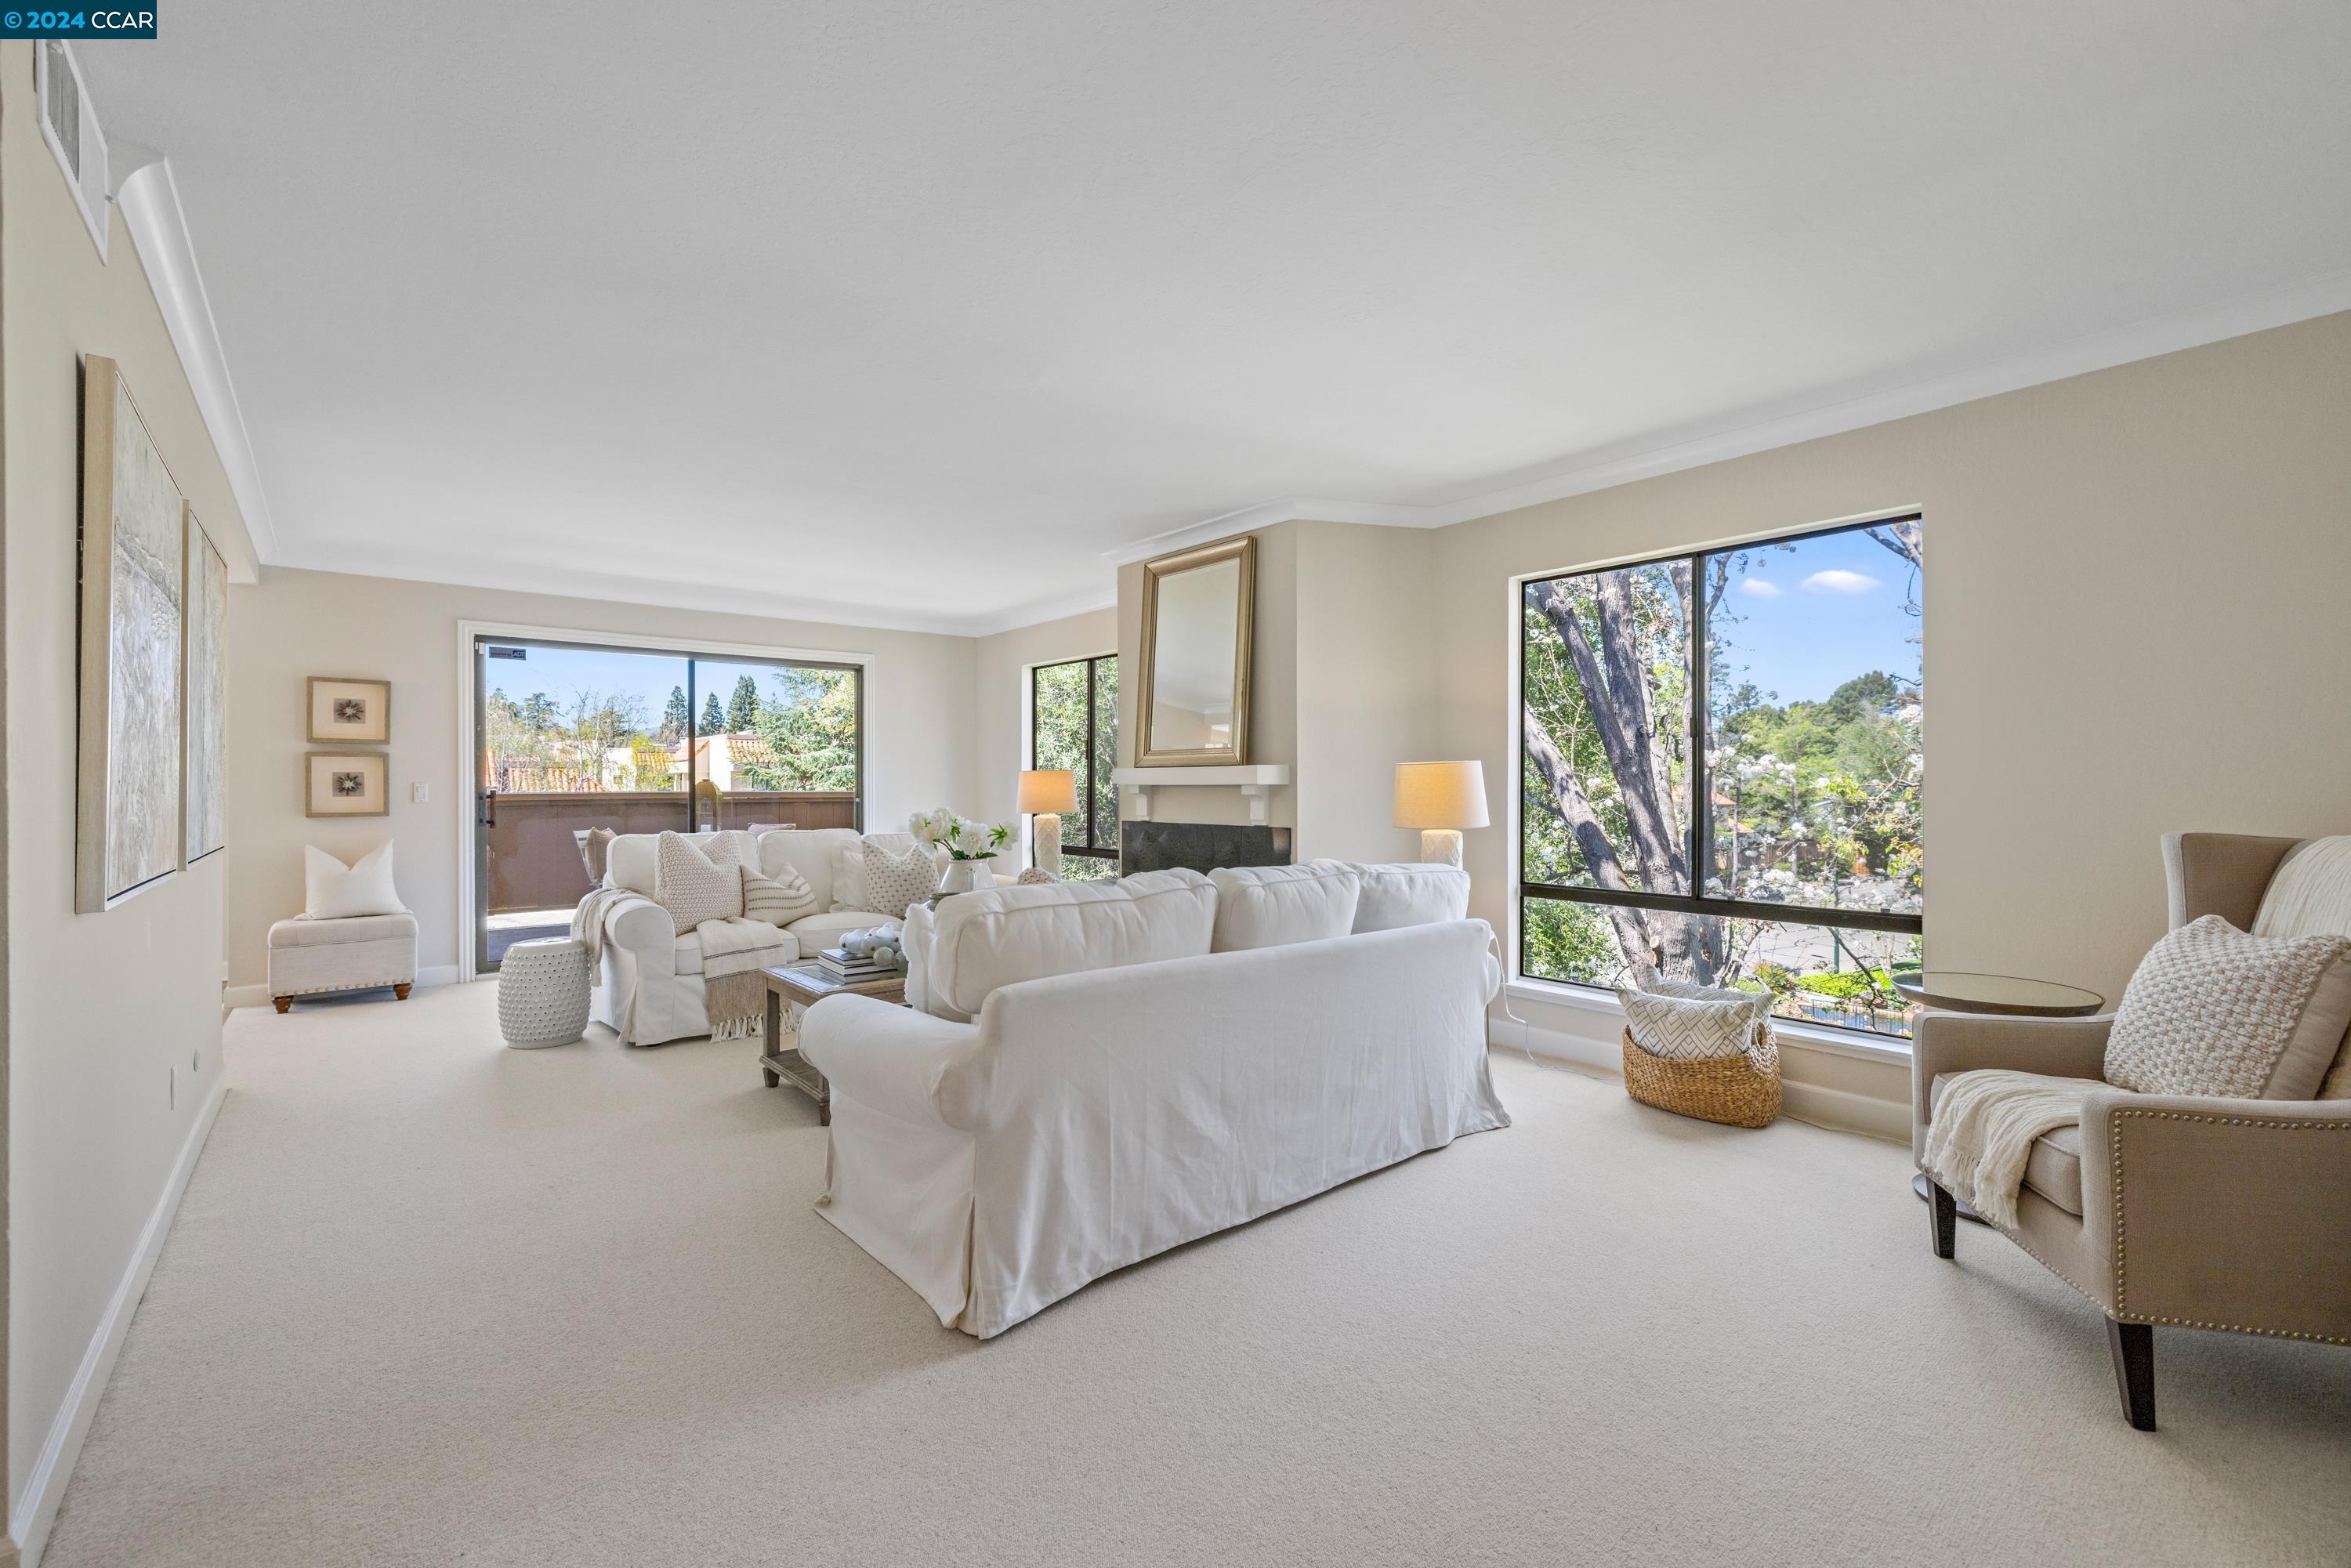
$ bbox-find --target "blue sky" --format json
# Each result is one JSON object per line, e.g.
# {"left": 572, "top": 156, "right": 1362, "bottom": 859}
{"left": 478, "top": 643, "right": 815, "bottom": 726}
{"left": 1708, "top": 528, "right": 1921, "bottom": 705}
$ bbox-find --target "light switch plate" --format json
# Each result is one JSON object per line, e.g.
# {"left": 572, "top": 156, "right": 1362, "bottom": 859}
{"left": 411, "top": 782, "right": 430, "bottom": 804}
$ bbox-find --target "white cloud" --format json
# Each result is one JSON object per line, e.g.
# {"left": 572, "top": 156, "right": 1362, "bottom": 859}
{"left": 1737, "top": 578, "right": 1781, "bottom": 599}
{"left": 1801, "top": 568, "right": 1880, "bottom": 595}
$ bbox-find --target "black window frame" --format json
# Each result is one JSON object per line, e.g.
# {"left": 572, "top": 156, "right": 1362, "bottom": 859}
{"left": 1030, "top": 653, "right": 1118, "bottom": 866}
{"left": 1516, "top": 514, "right": 1924, "bottom": 1025}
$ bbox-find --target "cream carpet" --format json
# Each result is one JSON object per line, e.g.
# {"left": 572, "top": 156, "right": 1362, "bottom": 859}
{"left": 43, "top": 983, "right": 2351, "bottom": 1567}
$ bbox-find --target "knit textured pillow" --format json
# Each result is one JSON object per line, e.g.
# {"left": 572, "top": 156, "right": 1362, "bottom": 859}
{"left": 860, "top": 839, "right": 940, "bottom": 918}
{"left": 2103, "top": 914, "right": 2351, "bottom": 1100}
{"left": 741, "top": 866, "right": 820, "bottom": 928}
{"left": 1617, "top": 987, "right": 1761, "bottom": 1060}
{"left": 654, "top": 831, "right": 744, "bottom": 935}
{"left": 1015, "top": 867, "right": 1060, "bottom": 886}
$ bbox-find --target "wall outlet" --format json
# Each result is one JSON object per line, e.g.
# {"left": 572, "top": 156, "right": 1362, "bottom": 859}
{"left": 411, "top": 781, "right": 430, "bottom": 804}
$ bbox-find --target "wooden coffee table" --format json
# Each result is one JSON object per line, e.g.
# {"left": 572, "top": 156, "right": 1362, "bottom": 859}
{"left": 760, "top": 962, "right": 907, "bottom": 1124}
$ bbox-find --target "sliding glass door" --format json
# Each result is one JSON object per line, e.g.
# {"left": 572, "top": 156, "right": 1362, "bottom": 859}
{"left": 472, "top": 636, "right": 864, "bottom": 972}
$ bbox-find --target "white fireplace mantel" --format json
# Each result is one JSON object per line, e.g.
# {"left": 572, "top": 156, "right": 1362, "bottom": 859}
{"left": 1112, "top": 765, "right": 1291, "bottom": 826}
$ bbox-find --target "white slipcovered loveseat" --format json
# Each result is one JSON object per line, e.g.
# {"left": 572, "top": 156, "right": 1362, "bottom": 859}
{"left": 589, "top": 827, "right": 1005, "bottom": 1045}
{"left": 798, "top": 861, "right": 1509, "bottom": 1337}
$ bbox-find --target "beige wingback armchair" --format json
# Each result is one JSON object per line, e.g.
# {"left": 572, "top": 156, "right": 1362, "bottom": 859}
{"left": 1913, "top": 832, "right": 2351, "bottom": 1430}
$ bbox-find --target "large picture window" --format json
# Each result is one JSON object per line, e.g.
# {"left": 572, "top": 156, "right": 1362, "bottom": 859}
{"left": 1031, "top": 654, "right": 1119, "bottom": 882}
{"left": 1518, "top": 516, "right": 1924, "bottom": 1037}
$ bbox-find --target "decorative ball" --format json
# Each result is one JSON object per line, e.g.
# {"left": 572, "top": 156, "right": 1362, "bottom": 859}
{"left": 870, "top": 943, "right": 899, "bottom": 968}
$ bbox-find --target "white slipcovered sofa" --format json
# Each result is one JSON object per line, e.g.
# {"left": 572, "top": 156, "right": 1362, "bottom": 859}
{"left": 799, "top": 861, "right": 1509, "bottom": 1337}
{"left": 589, "top": 827, "right": 1003, "bottom": 1046}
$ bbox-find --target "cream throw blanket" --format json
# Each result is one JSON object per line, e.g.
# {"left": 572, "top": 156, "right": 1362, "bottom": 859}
{"left": 696, "top": 916, "right": 794, "bottom": 1042}
{"left": 1921, "top": 1070, "right": 2098, "bottom": 1229}
{"left": 571, "top": 885, "right": 640, "bottom": 972}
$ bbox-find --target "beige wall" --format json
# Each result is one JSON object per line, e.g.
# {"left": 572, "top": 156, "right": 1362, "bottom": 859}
{"left": 223, "top": 567, "right": 983, "bottom": 990}
{"left": 1291, "top": 520, "right": 1437, "bottom": 864}
{"left": 3, "top": 45, "right": 242, "bottom": 1538}
{"left": 971, "top": 606, "right": 1117, "bottom": 867}
{"left": 1429, "top": 310, "right": 2351, "bottom": 1132}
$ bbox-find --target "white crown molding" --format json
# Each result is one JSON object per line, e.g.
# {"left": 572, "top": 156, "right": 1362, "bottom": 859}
{"left": 265, "top": 539, "right": 1094, "bottom": 642}
{"left": 1096, "top": 264, "right": 2351, "bottom": 574}
{"left": 962, "top": 585, "right": 1119, "bottom": 638}
{"left": 114, "top": 157, "right": 277, "bottom": 582}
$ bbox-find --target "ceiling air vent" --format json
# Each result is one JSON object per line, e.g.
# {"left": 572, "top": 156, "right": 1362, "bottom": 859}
{"left": 37, "top": 40, "right": 109, "bottom": 259}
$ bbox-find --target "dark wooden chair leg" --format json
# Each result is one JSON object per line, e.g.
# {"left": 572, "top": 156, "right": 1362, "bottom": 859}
{"left": 273, "top": 996, "right": 292, "bottom": 1014}
{"left": 1928, "top": 1179, "right": 1957, "bottom": 1259}
{"left": 393, "top": 983, "right": 412, "bottom": 1000}
{"left": 2106, "top": 1319, "right": 2157, "bottom": 1431}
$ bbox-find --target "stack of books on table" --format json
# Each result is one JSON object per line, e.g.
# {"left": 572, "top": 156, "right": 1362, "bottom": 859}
{"left": 817, "top": 948, "right": 892, "bottom": 982}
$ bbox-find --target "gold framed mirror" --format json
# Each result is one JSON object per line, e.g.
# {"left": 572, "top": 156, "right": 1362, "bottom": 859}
{"left": 1135, "top": 534, "right": 1256, "bottom": 766}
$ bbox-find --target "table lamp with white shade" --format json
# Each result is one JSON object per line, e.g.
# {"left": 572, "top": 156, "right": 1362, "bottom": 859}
{"left": 1393, "top": 760, "right": 1488, "bottom": 867}
{"left": 1018, "top": 769, "right": 1078, "bottom": 878}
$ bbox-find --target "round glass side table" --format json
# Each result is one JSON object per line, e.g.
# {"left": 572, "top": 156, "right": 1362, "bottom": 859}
{"left": 1896, "top": 969, "right": 2105, "bottom": 1219}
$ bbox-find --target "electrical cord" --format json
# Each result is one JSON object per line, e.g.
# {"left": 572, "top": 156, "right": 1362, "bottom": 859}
{"left": 1486, "top": 926, "right": 1569, "bottom": 1071}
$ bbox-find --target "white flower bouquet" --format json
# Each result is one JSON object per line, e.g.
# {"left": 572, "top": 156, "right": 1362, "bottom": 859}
{"left": 909, "top": 808, "right": 1014, "bottom": 862}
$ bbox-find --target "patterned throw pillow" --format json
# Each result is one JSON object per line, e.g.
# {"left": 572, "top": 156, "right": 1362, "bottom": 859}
{"left": 741, "top": 866, "right": 820, "bottom": 928}
{"left": 2103, "top": 914, "right": 2351, "bottom": 1100}
{"left": 1015, "top": 867, "right": 1060, "bottom": 886}
{"left": 1646, "top": 979, "right": 1770, "bottom": 1025}
{"left": 860, "top": 839, "right": 940, "bottom": 918}
{"left": 654, "top": 831, "right": 744, "bottom": 935}
{"left": 1617, "top": 986, "right": 1762, "bottom": 1060}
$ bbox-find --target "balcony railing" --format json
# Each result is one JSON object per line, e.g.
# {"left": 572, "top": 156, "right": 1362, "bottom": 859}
{"left": 484, "top": 790, "right": 857, "bottom": 914}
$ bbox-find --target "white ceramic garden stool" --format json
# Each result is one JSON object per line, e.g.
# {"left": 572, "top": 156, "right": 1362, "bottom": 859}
{"left": 498, "top": 937, "right": 591, "bottom": 1049}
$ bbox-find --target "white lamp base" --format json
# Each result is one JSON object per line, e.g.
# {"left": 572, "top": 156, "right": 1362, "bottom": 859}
{"left": 1031, "top": 813, "right": 1063, "bottom": 878}
{"left": 1420, "top": 828, "right": 1463, "bottom": 867}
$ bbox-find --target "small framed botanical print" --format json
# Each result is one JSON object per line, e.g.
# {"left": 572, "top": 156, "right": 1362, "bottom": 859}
{"left": 306, "top": 751, "right": 389, "bottom": 817}
{"left": 307, "top": 676, "right": 391, "bottom": 744}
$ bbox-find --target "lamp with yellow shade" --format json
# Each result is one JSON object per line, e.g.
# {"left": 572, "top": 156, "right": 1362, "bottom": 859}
{"left": 1393, "top": 760, "right": 1489, "bottom": 868}
{"left": 1018, "top": 769, "right": 1078, "bottom": 878}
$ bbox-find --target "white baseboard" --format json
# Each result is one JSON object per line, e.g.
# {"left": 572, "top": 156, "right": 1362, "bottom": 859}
{"left": 1487, "top": 1015, "right": 1909, "bottom": 1143}
{"left": 9, "top": 1077, "right": 227, "bottom": 1568}
{"left": 1781, "top": 1078, "right": 1910, "bottom": 1143}
{"left": 223, "top": 964, "right": 461, "bottom": 1012}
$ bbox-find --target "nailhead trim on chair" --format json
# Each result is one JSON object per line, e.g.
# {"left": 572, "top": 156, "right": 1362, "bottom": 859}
{"left": 2110, "top": 1107, "right": 2351, "bottom": 1346}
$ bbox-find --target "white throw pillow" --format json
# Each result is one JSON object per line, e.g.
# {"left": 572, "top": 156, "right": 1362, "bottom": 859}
{"left": 654, "top": 831, "right": 744, "bottom": 935}
{"left": 923, "top": 869, "right": 1216, "bottom": 1019}
{"left": 861, "top": 839, "right": 941, "bottom": 919}
{"left": 2103, "top": 914, "right": 2351, "bottom": 1101}
{"left": 830, "top": 842, "right": 869, "bottom": 911}
{"left": 741, "top": 866, "right": 820, "bottom": 928}
{"left": 1313, "top": 860, "right": 1470, "bottom": 933}
{"left": 1617, "top": 987, "right": 1762, "bottom": 1059}
{"left": 303, "top": 842, "right": 404, "bottom": 920}
{"left": 1208, "top": 864, "right": 1360, "bottom": 951}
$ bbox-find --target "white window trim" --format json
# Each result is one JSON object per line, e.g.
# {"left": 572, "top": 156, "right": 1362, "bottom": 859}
{"left": 1504, "top": 974, "right": 1915, "bottom": 1067}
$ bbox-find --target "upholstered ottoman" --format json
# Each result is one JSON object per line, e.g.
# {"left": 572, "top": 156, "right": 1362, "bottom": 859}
{"left": 498, "top": 937, "right": 591, "bottom": 1048}
{"left": 268, "top": 911, "right": 419, "bottom": 1012}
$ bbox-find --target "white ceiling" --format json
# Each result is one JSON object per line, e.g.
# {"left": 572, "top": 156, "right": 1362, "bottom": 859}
{"left": 78, "top": 3, "right": 2351, "bottom": 636}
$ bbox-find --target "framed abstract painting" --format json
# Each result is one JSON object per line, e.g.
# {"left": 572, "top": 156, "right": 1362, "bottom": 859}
{"left": 183, "top": 506, "right": 229, "bottom": 862}
{"left": 77, "top": 355, "right": 186, "bottom": 911}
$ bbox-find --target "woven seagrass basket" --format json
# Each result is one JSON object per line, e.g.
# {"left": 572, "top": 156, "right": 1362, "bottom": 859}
{"left": 1621, "top": 1023, "right": 1783, "bottom": 1128}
